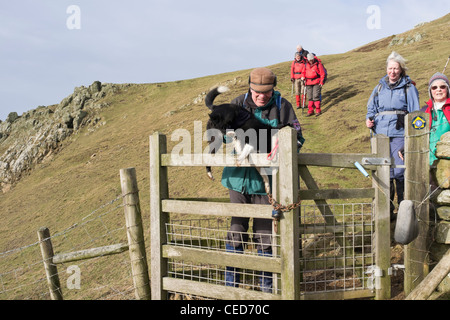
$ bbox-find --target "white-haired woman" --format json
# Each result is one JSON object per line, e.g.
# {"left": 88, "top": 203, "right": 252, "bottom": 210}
{"left": 366, "top": 51, "right": 420, "bottom": 220}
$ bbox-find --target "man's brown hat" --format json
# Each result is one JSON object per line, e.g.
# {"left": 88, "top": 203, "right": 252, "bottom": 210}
{"left": 249, "top": 67, "right": 277, "bottom": 92}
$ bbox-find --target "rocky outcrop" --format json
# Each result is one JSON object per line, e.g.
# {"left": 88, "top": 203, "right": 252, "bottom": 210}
{"left": 0, "top": 81, "right": 131, "bottom": 193}
{"left": 388, "top": 32, "right": 426, "bottom": 47}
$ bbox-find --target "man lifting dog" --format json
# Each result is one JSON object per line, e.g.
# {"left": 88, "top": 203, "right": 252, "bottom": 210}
{"left": 205, "top": 67, "right": 305, "bottom": 292}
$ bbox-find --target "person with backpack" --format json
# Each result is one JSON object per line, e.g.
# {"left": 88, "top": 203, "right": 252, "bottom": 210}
{"left": 291, "top": 52, "right": 306, "bottom": 108}
{"left": 302, "top": 53, "right": 326, "bottom": 116}
{"left": 221, "top": 67, "right": 305, "bottom": 292}
{"left": 366, "top": 51, "right": 420, "bottom": 220}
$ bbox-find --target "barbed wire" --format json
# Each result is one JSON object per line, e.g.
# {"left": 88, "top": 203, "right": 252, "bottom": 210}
{"left": 0, "top": 192, "right": 146, "bottom": 300}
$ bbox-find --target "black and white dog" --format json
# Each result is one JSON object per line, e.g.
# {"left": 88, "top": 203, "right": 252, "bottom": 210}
{"left": 205, "top": 86, "right": 276, "bottom": 194}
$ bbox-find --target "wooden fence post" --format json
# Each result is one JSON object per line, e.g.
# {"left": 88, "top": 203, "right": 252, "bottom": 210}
{"left": 278, "top": 127, "right": 300, "bottom": 300}
{"left": 120, "top": 167, "right": 151, "bottom": 300}
{"left": 405, "top": 248, "right": 450, "bottom": 300}
{"left": 404, "top": 111, "right": 430, "bottom": 295}
{"left": 371, "top": 134, "right": 391, "bottom": 299}
{"left": 37, "top": 227, "right": 63, "bottom": 300}
{"left": 149, "top": 132, "right": 169, "bottom": 300}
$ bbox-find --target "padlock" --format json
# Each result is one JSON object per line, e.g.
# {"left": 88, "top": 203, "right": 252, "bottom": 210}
{"left": 272, "top": 209, "right": 281, "bottom": 220}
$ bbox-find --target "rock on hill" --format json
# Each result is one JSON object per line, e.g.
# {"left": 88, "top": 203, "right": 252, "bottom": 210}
{"left": 0, "top": 81, "right": 132, "bottom": 193}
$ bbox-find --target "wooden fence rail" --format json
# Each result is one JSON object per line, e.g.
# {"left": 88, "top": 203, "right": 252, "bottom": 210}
{"left": 38, "top": 167, "right": 150, "bottom": 300}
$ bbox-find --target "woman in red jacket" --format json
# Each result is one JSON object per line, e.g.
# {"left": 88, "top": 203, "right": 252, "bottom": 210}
{"left": 290, "top": 52, "right": 306, "bottom": 108}
{"left": 302, "top": 53, "right": 326, "bottom": 116}
{"left": 421, "top": 72, "right": 450, "bottom": 165}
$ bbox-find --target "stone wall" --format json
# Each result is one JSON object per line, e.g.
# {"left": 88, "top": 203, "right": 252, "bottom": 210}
{"left": 430, "top": 131, "right": 450, "bottom": 293}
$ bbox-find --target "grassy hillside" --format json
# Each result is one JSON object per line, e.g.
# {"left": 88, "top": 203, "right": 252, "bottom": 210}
{"left": 1, "top": 13, "right": 449, "bottom": 299}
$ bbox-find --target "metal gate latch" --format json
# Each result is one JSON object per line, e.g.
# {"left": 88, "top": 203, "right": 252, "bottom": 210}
{"left": 366, "top": 265, "right": 384, "bottom": 290}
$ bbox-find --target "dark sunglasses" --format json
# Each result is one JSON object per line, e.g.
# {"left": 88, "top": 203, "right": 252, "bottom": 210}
{"left": 431, "top": 85, "right": 447, "bottom": 90}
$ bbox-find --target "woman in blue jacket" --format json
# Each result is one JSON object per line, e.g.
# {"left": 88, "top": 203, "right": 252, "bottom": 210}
{"left": 366, "top": 51, "right": 420, "bottom": 220}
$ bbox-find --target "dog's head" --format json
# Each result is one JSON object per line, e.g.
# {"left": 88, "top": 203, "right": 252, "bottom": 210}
{"left": 207, "top": 104, "right": 241, "bottom": 134}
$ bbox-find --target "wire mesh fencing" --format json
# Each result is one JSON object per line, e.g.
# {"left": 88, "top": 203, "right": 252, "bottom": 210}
{"left": 0, "top": 196, "right": 137, "bottom": 300}
{"left": 299, "top": 202, "right": 375, "bottom": 296}
{"left": 165, "top": 217, "right": 282, "bottom": 296}
{"left": 163, "top": 202, "right": 375, "bottom": 299}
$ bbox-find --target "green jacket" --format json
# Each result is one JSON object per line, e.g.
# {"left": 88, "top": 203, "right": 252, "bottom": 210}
{"left": 221, "top": 90, "right": 304, "bottom": 195}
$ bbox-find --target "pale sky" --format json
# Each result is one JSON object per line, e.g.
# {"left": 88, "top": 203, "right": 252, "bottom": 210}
{"left": 0, "top": 0, "right": 449, "bottom": 121}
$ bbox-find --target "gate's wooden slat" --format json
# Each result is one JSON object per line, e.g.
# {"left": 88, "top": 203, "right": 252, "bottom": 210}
{"left": 300, "top": 255, "right": 374, "bottom": 270}
{"left": 161, "top": 153, "right": 278, "bottom": 167}
{"left": 162, "top": 199, "right": 273, "bottom": 219}
{"left": 278, "top": 128, "right": 301, "bottom": 300}
{"left": 150, "top": 132, "right": 170, "bottom": 300}
{"left": 162, "top": 151, "right": 380, "bottom": 169}
{"left": 371, "top": 134, "right": 392, "bottom": 300}
{"left": 299, "top": 222, "right": 374, "bottom": 234}
{"left": 299, "top": 188, "right": 374, "bottom": 200}
{"left": 301, "top": 289, "right": 375, "bottom": 300}
{"left": 163, "top": 277, "right": 280, "bottom": 300}
{"left": 163, "top": 245, "right": 281, "bottom": 273}
{"left": 298, "top": 153, "right": 378, "bottom": 169}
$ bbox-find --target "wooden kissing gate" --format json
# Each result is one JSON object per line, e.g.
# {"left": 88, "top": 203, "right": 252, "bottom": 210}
{"left": 150, "top": 111, "right": 430, "bottom": 300}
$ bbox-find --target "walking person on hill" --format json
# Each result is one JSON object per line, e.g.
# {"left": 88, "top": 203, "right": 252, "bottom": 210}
{"left": 296, "top": 44, "right": 309, "bottom": 61}
{"left": 365, "top": 51, "right": 420, "bottom": 220}
{"left": 222, "top": 67, "right": 305, "bottom": 293}
{"left": 302, "top": 53, "right": 326, "bottom": 116}
{"left": 291, "top": 52, "right": 306, "bottom": 109}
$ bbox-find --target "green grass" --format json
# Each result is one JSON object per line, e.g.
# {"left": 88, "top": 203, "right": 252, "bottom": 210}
{"left": 0, "top": 13, "right": 449, "bottom": 299}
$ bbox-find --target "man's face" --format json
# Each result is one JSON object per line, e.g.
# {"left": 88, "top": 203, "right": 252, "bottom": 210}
{"left": 251, "top": 88, "right": 273, "bottom": 107}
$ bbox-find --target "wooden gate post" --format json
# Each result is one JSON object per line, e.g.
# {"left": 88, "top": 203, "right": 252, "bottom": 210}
{"left": 371, "top": 134, "right": 391, "bottom": 299}
{"left": 120, "top": 167, "right": 151, "bottom": 300}
{"left": 404, "top": 111, "right": 430, "bottom": 295}
{"left": 37, "top": 227, "right": 63, "bottom": 300}
{"left": 149, "top": 132, "right": 169, "bottom": 300}
{"left": 278, "top": 127, "right": 300, "bottom": 300}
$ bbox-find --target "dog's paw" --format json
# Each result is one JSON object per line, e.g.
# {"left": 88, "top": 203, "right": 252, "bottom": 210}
{"left": 236, "top": 144, "right": 254, "bottom": 165}
{"left": 236, "top": 154, "right": 246, "bottom": 165}
{"left": 225, "top": 131, "right": 236, "bottom": 139}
